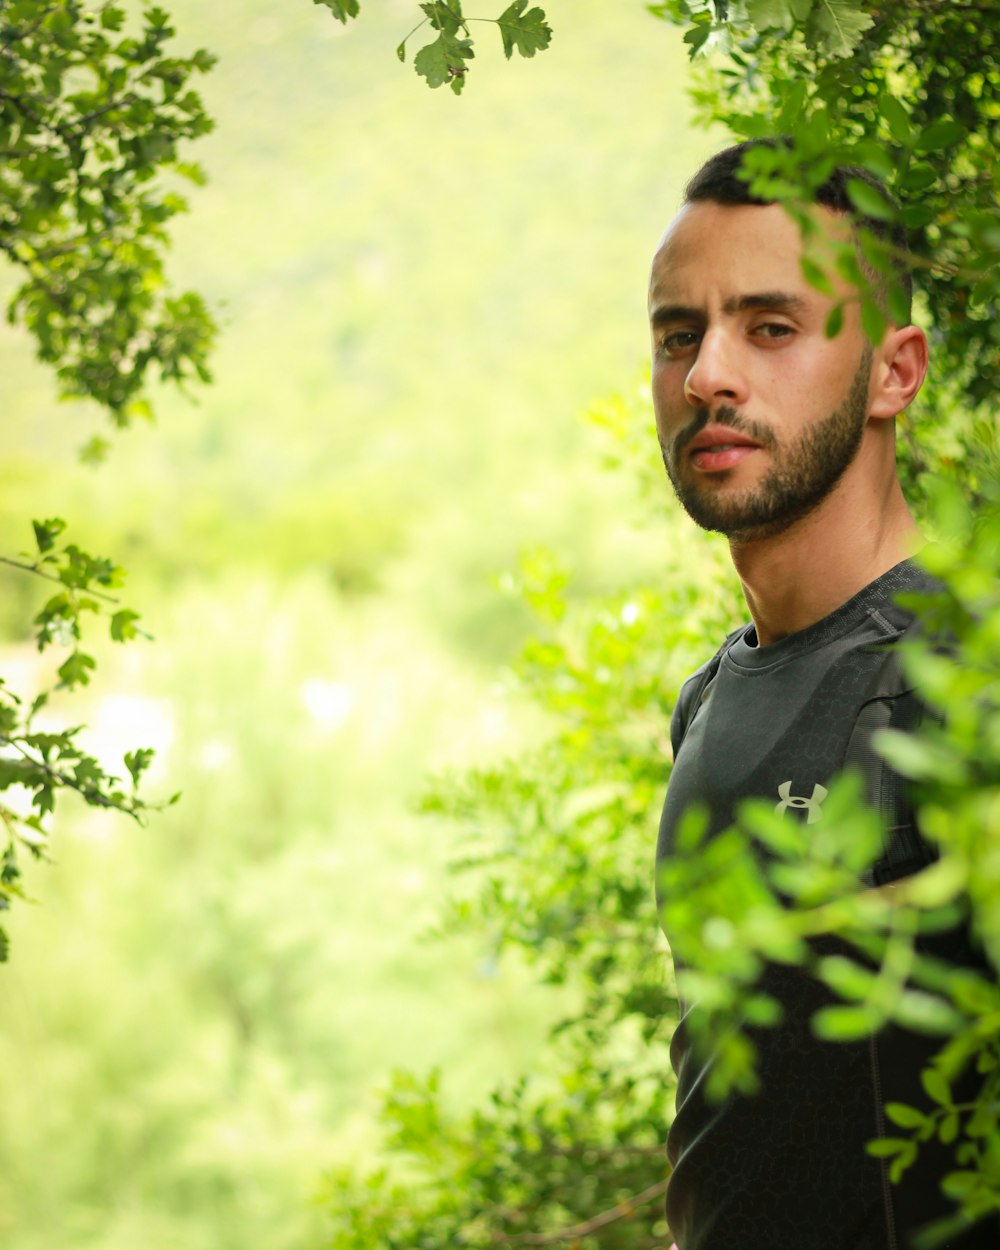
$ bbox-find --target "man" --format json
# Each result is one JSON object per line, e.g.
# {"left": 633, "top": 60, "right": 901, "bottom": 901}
{"left": 650, "top": 142, "right": 992, "bottom": 1249}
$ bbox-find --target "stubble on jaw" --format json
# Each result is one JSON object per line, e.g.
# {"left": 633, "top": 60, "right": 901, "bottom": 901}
{"left": 660, "top": 350, "right": 873, "bottom": 544}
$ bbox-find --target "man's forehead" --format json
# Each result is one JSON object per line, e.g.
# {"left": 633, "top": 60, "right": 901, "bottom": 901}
{"left": 648, "top": 200, "right": 848, "bottom": 304}
{"left": 652, "top": 200, "right": 699, "bottom": 255}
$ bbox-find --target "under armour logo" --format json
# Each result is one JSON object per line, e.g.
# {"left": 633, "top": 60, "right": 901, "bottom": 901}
{"left": 775, "top": 780, "right": 828, "bottom": 824}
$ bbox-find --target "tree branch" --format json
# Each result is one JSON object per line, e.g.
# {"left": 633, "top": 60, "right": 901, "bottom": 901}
{"left": 0, "top": 556, "right": 121, "bottom": 606}
{"left": 0, "top": 733, "right": 144, "bottom": 821}
{"left": 506, "top": 1176, "right": 670, "bottom": 1245}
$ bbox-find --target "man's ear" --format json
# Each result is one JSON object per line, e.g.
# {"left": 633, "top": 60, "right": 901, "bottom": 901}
{"left": 869, "top": 325, "right": 928, "bottom": 420}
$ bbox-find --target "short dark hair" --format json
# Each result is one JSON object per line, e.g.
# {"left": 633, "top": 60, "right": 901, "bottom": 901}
{"left": 684, "top": 139, "right": 912, "bottom": 322}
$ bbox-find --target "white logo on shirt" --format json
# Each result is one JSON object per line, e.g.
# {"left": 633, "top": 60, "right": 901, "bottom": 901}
{"left": 775, "top": 780, "right": 828, "bottom": 824}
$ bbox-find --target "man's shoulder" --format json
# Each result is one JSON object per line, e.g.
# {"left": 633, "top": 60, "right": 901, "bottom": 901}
{"left": 670, "top": 625, "right": 748, "bottom": 757}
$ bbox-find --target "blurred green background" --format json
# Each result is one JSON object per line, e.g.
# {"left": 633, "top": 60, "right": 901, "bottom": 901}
{"left": 0, "top": 3, "right": 718, "bottom": 1247}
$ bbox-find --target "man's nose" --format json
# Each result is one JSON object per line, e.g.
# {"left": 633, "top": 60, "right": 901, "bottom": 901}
{"left": 684, "top": 330, "right": 748, "bottom": 409}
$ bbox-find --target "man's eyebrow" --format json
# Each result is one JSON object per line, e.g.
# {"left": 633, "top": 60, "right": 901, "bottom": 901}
{"left": 649, "top": 292, "right": 808, "bottom": 326}
{"left": 649, "top": 304, "right": 703, "bottom": 328}
{"left": 722, "top": 291, "right": 808, "bottom": 315}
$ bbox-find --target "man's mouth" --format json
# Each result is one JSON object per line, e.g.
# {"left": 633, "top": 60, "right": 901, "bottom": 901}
{"left": 687, "top": 426, "right": 761, "bottom": 472}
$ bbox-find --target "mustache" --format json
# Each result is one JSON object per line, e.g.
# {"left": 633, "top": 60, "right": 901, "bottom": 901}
{"left": 672, "top": 406, "right": 778, "bottom": 462}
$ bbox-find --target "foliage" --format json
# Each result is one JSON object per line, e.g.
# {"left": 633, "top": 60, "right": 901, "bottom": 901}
{"left": 318, "top": 0, "right": 552, "bottom": 94}
{"left": 0, "top": 1, "right": 216, "bottom": 423}
{"left": 320, "top": 0, "right": 1000, "bottom": 1245}
{"left": 319, "top": 390, "right": 746, "bottom": 1244}
{"left": 0, "top": 517, "right": 173, "bottom": 962}
{"left": 0, "top": 1, "right": 215, "bottom": 956}
{"left": 325, "top": 1063, "right": 674, "bottom": 1250}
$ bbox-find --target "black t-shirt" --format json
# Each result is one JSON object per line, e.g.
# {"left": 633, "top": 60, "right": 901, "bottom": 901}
{"left": 656, "top": 561, "right": 993, "bottom": 1250}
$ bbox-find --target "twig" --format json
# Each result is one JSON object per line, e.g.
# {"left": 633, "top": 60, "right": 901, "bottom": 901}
{"left": 0, "top": 556, "right": 121, "bottom": 606}
{"left": 0, "top": 734, "right": 144, "bottom": 821}
{"left": 507, "top": 1176, "right": 670, "bottom": 1246}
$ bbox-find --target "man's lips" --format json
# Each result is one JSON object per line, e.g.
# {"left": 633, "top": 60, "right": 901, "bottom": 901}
{"left": 687, "top": 425, "right": 761, "bottom": 472}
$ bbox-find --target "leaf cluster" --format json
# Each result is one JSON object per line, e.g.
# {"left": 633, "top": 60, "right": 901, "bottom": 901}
{"left": 0, "top": 1, "right": 217, "bottom": 421}
{"left": 0, "top": 517, "right": 167, "bottom": 962}
{"left": 324, "top": 1050, "right": 674, "bottom": 1249}
{"left": 315, "top": 0, "right": 551, "bottom": 94}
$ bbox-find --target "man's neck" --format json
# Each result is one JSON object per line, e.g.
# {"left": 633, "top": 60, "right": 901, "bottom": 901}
{"left": 730, "top": 483, "right": 920, "bottom": 647}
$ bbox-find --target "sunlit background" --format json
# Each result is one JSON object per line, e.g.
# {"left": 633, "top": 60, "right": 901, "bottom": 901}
{"left": 0, "top": 3, "right": 720, "bottom": 1246}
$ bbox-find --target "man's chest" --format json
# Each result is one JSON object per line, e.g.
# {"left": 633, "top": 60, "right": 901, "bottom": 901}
{"left": 658, "top": 641, "right": 887, "bottom": 860}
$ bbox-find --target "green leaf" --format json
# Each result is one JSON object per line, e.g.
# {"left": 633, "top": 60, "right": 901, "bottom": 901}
{"left": 970, "top": 271, "right": 998, "bottom": 309}
{"left": 32, "top": 517, "right": 66, "bottom": 554}
{"left": 825, "top": 303, "right": 844, "bottom": 338}
{"left": 812, "top": 1002, "right": 882, "bottom": 1040}
{"left": 421, "top": 1, "right": 463, "bottom": 35}
{"left": 807, "top": 0, "right": 874, "bottom": 58}
{"left": 79, "top": 436, "right": 111, "bottom": 465}
{"left": 57, "top": 650, "right": 96, "bottom": 689}
{"left": 110, "top": 609, "right": 141, "bottom": 642}
{"left": 125, "top": 748, "right": 155, "bottom": 787}
{"left": 875, "top": 729, "right": 967, "bottom": 785}
{"left": 899, "top": 202, "right": 936, "bottom": 230}
{"left": 886, "top": 1102, "right": 928, "bottom": 1130}
{"left": 921, "top": 1065, "right": 952, "bottom": 1108}
{"left": 817, "top": 954, "right": 875, "bottom": 1000}
{"left": 942, "top": 1171, "right": 984, "bottom": 1199}
{"left": 746, "top": 0, "right": 796, "bottom": 32}
{"left": 880, "top": 95, "right": 913, "bottom": 145}
{"left": 100, "top": 6, "right": 126, "bottom": 30}
{"left": 683, "top": 18, "right": 712, "bottom": 57}
{"left": 743, "top": 993, "right": 783, "bottom": 1027}
{"left": 846, "top": 178, "right": 895, "bottom": 222}
{"left": 887, "top": 283, "right": 910, "bottom": 326}
{"left": 311, "top": 0, "right": 360, "bottom": 21}
{"left": 413, "top": 31, "right": 474, "bottom": 90}
{"left": 497, "top": 1, "right": 552, "bottom": 60}
{"left": 777, "top": 78, "right": 808, "bottom": 129}
{"left": 866, "top": 1136, "right": 909, "bottom": 1157}
{"left": 888, "top": 1141, "right": 918, "bottom": 1184}
{"left": 893, "top": 990, "right": 963, "bottom": 1036}
{"left": 801, "top": 255, "right": 833, "bottom": 295}
{"left": 0, "top": 759, "right": 31, "bottom": 790}
{"left": 914, "top": 119, "right": 966, "bottom": 152}
{"left": 860, "top": 297, "right": 886, "bottom": 345}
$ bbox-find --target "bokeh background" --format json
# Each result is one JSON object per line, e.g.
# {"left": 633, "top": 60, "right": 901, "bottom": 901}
{"left": 0, "top": 3, "right": 719, "bottom": 1247}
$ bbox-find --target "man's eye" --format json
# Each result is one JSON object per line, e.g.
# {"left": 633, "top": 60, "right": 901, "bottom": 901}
{"left": 659, "top": 330, "right": 700, "bottom": 355}
{"left": 754, "top": 322, "right": 793, "bottom": 340}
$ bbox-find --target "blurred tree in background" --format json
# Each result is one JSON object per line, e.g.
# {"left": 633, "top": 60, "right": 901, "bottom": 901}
{"left": 322, "top": 1, "right": 1000, "bottom": 1246}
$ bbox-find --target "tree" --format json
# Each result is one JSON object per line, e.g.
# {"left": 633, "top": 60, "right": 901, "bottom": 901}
{"left": 0, "top": 1, "right": 216, "bottom": 959}
{"left": 319, "top": 1, "right": 1000, "bottom": 1245}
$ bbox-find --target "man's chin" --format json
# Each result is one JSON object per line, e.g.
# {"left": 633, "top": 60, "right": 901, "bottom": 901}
{"left": 676, "top": 488, "right": 805, "bottom": 543}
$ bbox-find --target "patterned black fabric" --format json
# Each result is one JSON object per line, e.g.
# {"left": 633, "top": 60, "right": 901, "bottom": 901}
{"left": 656, "top": 561, "right": 995, "bottom": 1250}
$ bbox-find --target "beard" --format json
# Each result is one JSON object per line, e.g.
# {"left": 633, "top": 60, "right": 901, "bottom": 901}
{"left": 661, "top": 350, "right": 872, "bottom": 543}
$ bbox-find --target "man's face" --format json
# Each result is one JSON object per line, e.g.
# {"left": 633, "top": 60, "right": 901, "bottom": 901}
{"left": 647, "top": 200, "right": 874, "bottom": 543}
